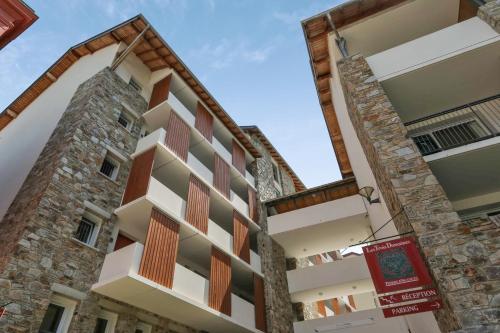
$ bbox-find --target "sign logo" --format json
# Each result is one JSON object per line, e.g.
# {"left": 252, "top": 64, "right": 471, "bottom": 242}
{"left": 363, "top": 237, "right": 432, "bottom": 293}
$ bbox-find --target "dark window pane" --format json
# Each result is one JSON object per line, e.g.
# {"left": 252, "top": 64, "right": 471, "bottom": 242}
{"left": 74, "top": 217, "right": 96, "bottom": 244}
{"left": 100, "top": 159, "right": 116, "bottom": 178}
{"left": 39, "top": 303, "right": 65, "bottom": 333}
{"left": 412, "top": 134, "right": 440, "bottom": 156}
{"left": 118, "top": 114, "right": 129, "bottom": 128}
{"left": 94, "top": 318, "right": 108, "bottom": 333}
{"left": 135, "top": 330, "right": 144, "bottom": 333}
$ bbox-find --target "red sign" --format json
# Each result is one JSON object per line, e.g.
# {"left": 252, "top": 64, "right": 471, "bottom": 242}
{"left": 382, "top": 299, "right": 442, "bottom": 318}
{"left": 363, "top": 237, "right": 432, "bottom": 293}
{"left": 378, "top": 288, "right": 439, "bottom": 306}
{"left": 0, "top": 307, "right": 5, "bottom": 319}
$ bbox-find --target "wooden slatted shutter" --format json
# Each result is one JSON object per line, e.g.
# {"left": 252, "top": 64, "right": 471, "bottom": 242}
{"left": 254, "top": 274, "right": 267, "bottom": 332}
{"left": 317, "top": 300, "right": 326, "bottom": 317}
{"left": 165, "top": 112, "right": 190, "bottom": 162}
{"left": 114, "top": 233, "right": 135, "bottom": 251}
{"left": 248, "top": 186, "right": 259, "bottom": 223}
{"left": 185, "top": 174, "right": 210, "bottom": 234}
{"left": 209, "top": 247, "right": 231, "bottom": 315}
{"left": 232, "top": 139, "right": 246, "bottom": 175}
{"left": 148, "top": 74, "right": 172, "bottom": 109}
{"left": 195, "top": 102, "right": 213, "bottom": 142}
{"left": 214, "top": 153, "right": 230, "bottom": 198}
{"left": 331, "top": 298, "right": 341, "bottom": 315}
{"left": 139, "top": 209, "right": 179, "bottom": 288}
{"left": 122, "top": 147, "right": 155, "bottom": 205}
{"left": 348, "top": 295, "right": 356, "bottom": 309}
{"left": 233, "top": 211, "right": 250, "bottom": 263}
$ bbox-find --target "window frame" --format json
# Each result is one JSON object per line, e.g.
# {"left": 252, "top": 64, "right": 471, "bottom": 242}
{"left": 128, "top": 77, "right": 142, "bottom": 93}
{"left": 100, "top": 153, "right": 120, "bottom": 181}
{"left": 39, "top": 294, "right": 77, "bottom": 333}
{"left": 94, "top": 310, "right": 118, "bottom": 333}
{"left": 135, "top": 322, "right": 152, "bottom": 333}
{"left": 117, "top": 110, "right": 134, "bottom": 132}
{"left": 73, "top": 212, "right": 102, "bottom": 247}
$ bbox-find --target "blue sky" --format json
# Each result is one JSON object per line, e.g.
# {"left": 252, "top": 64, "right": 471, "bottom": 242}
{"left": 1, "top": 0, "right": 347, "bottom": 188}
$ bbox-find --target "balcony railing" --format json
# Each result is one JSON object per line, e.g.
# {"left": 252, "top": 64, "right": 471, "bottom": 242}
{"left": 406, "top": 95, "right": 500, "bottom": 156}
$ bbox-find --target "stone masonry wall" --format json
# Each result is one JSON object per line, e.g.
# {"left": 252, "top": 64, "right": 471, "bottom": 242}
{"left": 0, "top": 68, "right": 196, "bottom": 333}
{"left": 337, "top": 54, "right": 499, "bottom": 332}
{"left": 248, "top": 132, "right": 296, "bottom": 332}
{"left": 479, "top": 0, "right": 500, "bottom": 33}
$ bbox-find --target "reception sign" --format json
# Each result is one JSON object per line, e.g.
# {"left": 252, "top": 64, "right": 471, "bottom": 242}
{"left": 378, "top": 287, "right": 439, "bottom": 306}
{"left": 363, "top": 237, "right": 432, "bottom": 294}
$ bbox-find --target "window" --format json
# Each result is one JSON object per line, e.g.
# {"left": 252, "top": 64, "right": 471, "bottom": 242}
{"left": 74, "top": 216, "right": 96, "bottom": 245}
{"left": 412, "top": 134, "right": 440, "bottom": 156}
{"left": 129, "top": 77, "right": 142, "bottom": 93}
{"left": 135, "top": 322, "right": 152, "bottom": 333}
{"left": 38, "top": 295, "right": 76, "bottom": 333}
{"left": 272, "top": 163, "right": 280, "bottom": 183}
{"left": 117, "top": 111, "right": 133, "bottom": 131}
{"left": 100, "top": 153, "right": 120, "bottom": 180}
{"left": 93, "top": 310, "right": 118, "bottom": 333}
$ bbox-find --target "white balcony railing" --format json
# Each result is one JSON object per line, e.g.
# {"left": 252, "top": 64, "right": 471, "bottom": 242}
{"left": 167, "top": 92, "right": 195, "bottom": 126}
{"left": 187, "top": 152, "right": 214, "bottom": 185}
{"left": 95, "top": 243, "right": 260, "bottom": 332}
{"left": 231, "top": 190, "right": 250, "bottom": 218}
{"left": 208, "top": 219, "right": 233, "bottom": 254}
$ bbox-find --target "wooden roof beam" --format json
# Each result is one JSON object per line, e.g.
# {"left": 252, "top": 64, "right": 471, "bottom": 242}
{"left": 111, "top": 24, "right": 150, "bottom": 70}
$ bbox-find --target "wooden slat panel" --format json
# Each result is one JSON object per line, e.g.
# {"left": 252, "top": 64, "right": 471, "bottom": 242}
{"left": 254, "top": 274, "right": 267, "bottom": 332}
{"left": 209, "top": 247, "right": 231, "bottom": 315}
{"left": 214, "top": 153, "right": 230, "bottom": 198}
{"left": 122, "top": 147, "right": 155, "bottom": 205}
{"left": 317, "top": 300, "right": 326, "bottom": 317}
{"left": 331, "top": 298, "right": 341, "bottom": 315}
{"left": 232, "top": 139, "right": 246, "bottom": 175}
{"left": 233, "top": 211, "right": 250, "bottom": 263}
{"left": 114, "top": 233, "right": 135, "bottom": 251}
{"left": 148, "top": 74, "right": 171, "bottom": 109}
{"left": 195, "top": 102, "right": 213, "bottom": 142}
{"left": 165, "top": 112, "right": 190, "bottom": 162}
{"left": 248, "top": 186, "right": 259, "bottom": 223}
{"left": 348, "top": 295, "right": 356, "bottom": 309}
{"left": 139, "top": 209, "right": 179, "bottom": 288}
{"left": 185, "top": 175, "right": 210, "bottom": 234}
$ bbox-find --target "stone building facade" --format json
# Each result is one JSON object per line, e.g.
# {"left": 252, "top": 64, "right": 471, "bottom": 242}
{"left": 0, "top": 68, "right": 196, "bottom": 332}
{"left": 245, "top": 129, "right": 298, "bottom": 332}
{"left": 0, "top": 65, "right": 301, "bottom": 332}
{"left": 336, "top": 54, "right": 499, "bottom": 333}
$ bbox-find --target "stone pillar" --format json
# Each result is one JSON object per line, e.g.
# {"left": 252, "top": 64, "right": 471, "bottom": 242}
{"left": 479, "top": 0, "right": 500, "bottom": 33}
{"left": 249, "top": 146, "right": 295, "bottom": 332}
{"left": 337, "top": 54, "right": 499, "bottom": 332}
{"left": 0, "top": 68, "right": 147, "bottom": 332}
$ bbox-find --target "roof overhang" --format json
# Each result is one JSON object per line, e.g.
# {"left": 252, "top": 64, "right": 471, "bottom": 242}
{"left": 0, "top": 0, "right": 38, "bottom": 50}
{"left": 0, "top": 14, "right": 261, "bottom": 158}
{"left": 241, "top": 126, "right": 306, "bottom": 192}
{"left": 301, "top": 0, "right": 409, "bottom": 178}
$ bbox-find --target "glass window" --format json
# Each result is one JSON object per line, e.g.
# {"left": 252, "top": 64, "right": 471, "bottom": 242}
{"left": 39, "top": 304, "right": 65, "bottom": 333}
{"left": 93, "top": 318, "right": 108, "bottom": 333}
{"left": 74, "top": 216, "right": 96, "bottom": 244}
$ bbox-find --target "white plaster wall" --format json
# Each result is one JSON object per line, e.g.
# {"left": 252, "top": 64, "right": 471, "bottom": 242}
{"left": 267, "top": 195, "right": 366, "bottom": 235}
{"left": 293, "top": 308, "right": 408, "bottom": 333}
{"left": 328, "top": 35, "right": 398, "bottom": 239}
{"left": 366, "top": 17, "right": 500, "bottom": 81}
{"left": 0, "top": 44, "right": 119, "bottom": 221}
{"left": 231, "top": 294, "right": 256, "bottom": 329}
{"left": 115, "top": 44, "right": 153, "bottom": 101}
